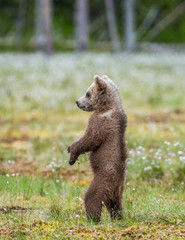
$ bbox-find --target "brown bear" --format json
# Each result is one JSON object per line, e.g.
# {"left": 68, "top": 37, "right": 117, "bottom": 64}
{"left": 67, "top": 75, "right": 127, "bottom": 222}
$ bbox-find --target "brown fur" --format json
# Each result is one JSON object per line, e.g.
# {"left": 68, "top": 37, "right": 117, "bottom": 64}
{"left": 68, "top": 75, "right": 127, "bottom": 222}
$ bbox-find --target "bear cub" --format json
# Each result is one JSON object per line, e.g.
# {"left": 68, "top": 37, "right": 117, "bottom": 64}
{"left": 68, "top": 75, "right": 127, "bottom": 222}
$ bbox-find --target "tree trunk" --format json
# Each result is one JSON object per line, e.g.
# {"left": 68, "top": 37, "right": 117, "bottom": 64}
{"left": 148, "top": 1, "right": 185, "bottom": 39}
{"left": 43, "top": 0, "right": 53, "bottom": 55}
{"left": 15, "top": 0, "right": 26, "bottom": 48}
{"left": 75, "top": 0, "right": 89, "bottom": 52}
{"left": 35, "top": 0, "right": 45, "bottom": 51}
{"left": 35, "top": 0, "right": 53, "bottom": 55}
{"left": 105, "top": 0, "right": 120, "bottom": 52}
{"left": 124, "top": 0, "right": 136, "bottom": 52}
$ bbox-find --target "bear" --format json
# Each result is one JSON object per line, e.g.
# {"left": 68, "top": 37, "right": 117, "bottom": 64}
{"left": 67, "top": 75, "right": 127, "bottom": 222}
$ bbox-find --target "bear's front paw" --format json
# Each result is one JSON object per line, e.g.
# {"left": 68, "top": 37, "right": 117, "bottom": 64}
{"left": 67, "top": 146, "right": 71, "bottom": 153}
{"left": 69, "top": 156, "right": 76, "bottom": 165}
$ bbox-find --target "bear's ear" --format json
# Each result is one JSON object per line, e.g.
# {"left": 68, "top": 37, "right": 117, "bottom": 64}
{"left": 93, "top": 75, "right": 107, "bottom": 93}
{"left": 102, "top": 75, "right": 109, "bottom": 80}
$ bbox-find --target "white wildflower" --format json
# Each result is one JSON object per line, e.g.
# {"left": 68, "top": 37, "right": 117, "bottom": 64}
{"left": 144, "top": 166, "right": 152, "bottom": 171}
{"left": 76, "top": 197, "right": 83, "bottom": 202}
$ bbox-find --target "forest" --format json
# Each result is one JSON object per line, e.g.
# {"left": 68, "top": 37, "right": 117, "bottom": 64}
{"left": 0, "top": 0, "right": 185, "bottom": 52}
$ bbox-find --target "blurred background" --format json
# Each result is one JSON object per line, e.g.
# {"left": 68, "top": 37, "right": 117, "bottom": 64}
{"left": 1, "top": 0, "right": 185, "bottom": 53}
{"left": 0, "top": 1, "right": 185, "bottom": 238}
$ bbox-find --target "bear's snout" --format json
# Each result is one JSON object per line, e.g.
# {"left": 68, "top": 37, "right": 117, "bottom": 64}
{"left": 76, "top": 100, "right": 85, "bottom": 109}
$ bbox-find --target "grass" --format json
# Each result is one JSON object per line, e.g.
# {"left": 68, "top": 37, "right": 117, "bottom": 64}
{"left": 0, "top": 53, "right": 185, "bottom": 239}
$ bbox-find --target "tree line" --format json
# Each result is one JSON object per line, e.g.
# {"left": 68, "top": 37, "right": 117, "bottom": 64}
{"left": 0, "top": 0, "right": 185, "bottom": 53}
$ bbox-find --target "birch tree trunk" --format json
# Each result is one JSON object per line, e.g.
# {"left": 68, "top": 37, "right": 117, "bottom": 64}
{"left": 35, "top": 0, "right": 53, "bottom": 55}
{"left": 148, "top": 1, "right": 185, "bottom": 39}
{"left": 105, "top": 0, "right": 120, "bottom": 52}
{"left": 75, "top": 0, "right": 89, "bottom": 52}
{"left": 15, "top": 0, "right": 26, "bottom": 48}
{"left": 43, "top": 0, "right": 53, "bottom": 55}
{"left": 35, "top": 0, "right": 45, "bottom": 51}
{"left": 124, "top": 0, "right": 136, "bottom": 52}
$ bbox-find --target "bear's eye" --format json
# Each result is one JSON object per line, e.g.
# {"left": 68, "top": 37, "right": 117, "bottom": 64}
{"left": 86, "top": 92, "right": 91, "bottom": 98}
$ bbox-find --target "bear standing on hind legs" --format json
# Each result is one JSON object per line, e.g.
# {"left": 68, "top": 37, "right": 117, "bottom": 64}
{"left": 67, "top": 75, "right": 127, "bottom": 222}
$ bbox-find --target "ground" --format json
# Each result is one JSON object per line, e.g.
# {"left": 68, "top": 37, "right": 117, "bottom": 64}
{"left": 0, "top": 53, "right": 185, "bottom": 239}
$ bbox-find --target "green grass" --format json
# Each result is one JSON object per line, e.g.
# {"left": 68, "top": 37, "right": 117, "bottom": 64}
{"left": 0, "top": 53, "right": 185, "bottom": 239}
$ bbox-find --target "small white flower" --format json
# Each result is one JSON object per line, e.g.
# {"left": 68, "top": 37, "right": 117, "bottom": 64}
{"left": 174, "top": 142, "right": 179, "bottom": 147}
{"left": 75, "top": 214, "right": 80, "bottom": 218}
{"left": 178, "top": 151, "right": 183, "bottom": 155}
{"left": 179, "top": 156, "right": 185, "bottom": 163}
{"left": 76, "top": 197, "right": 83, "bottom": 202}
{"left": 133, "top": 188, "right": 135, "bottom": 191}
{"left": 6, "top": 174, "right": 9, "bottom": 177}
{"left": 144, "top": 166, "right": 152, "bottom": 171}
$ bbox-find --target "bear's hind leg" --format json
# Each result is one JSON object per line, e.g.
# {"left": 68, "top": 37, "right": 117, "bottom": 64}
{"left": 109, "top": 199, "right": 123, "bottom": 220}
{"left": 85, "top": 201, "right": 102, "bottom": 223}
{"left": 105, "top": 199, "right": 123, "bottom": 220}
{"left": 85, "top": 180, "right": 106, "bottom": 223}
{"left": 109, "top": 183, "right": 125, "bottom": 220}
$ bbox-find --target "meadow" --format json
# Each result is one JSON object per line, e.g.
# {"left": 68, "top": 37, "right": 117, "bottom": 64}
{"left": 0, "top": 53, "right": 185, "bottom": 239}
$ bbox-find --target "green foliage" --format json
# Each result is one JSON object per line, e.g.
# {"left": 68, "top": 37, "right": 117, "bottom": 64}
{"left": 0, "top": 149, "right": 15, "bottom": 162}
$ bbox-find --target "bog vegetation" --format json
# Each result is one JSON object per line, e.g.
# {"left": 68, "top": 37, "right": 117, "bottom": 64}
{"left": 0, "top": 53, "right": 185, "bottom": 239}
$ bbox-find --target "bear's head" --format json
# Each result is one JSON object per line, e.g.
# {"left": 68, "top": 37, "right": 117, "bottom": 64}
{"left": 75, "top": 75, "right": 121, "bottom": 113}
